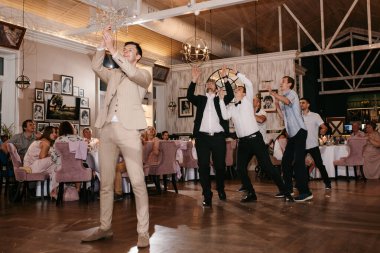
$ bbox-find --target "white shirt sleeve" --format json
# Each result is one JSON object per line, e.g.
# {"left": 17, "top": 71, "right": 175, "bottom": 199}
{"left": 219, "top": 99, "right": 232, "bottom": 120}
{"left": 237, "top": 73, "right": 254, "bottom": 101}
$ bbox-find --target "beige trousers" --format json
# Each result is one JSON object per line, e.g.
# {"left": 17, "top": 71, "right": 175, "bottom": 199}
{"left": 99, "top": 123, "right": 149, "bottom": 234}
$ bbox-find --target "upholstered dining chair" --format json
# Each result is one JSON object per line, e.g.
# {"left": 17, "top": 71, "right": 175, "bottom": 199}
{"left": 149, "top": 141, "right": 179, "bottom": 193}
{"left": 0, "top": 156, "right": 13, "bottom": 195}
{"left": 7, "top": 143, "right": 49, "bottom": 202}
{"left": 225, "top": 139, "right": 237, "bottom": 179}
{"left": 120, "top": 142, "right": 153, "bottom": 195}
{"left": 179, "top": 141, "right": 198, "bottom": 182}
{"left": 54, "top": 142, "right": 93, "bottom": 206}
{"left": 333, "top": 138, "right": 367, "bottom": 181}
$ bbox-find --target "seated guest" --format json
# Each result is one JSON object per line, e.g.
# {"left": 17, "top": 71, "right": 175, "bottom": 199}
{"left": 82, "top": 127, "right": 99, "bottom": 152}
{"left": 1, "top": 119, "right": 41, "bottom": 161}
{"left": 142, "top": 126, "right": 160, "bottom": 166}
{"left": 161, "top": 131, "right": 170, "bottom": 140}
{"left": 363, "top": 121, "right": 380, "bottom": 179}
{"left": 350, "top": 122, "right": 365, "bottom": 138}
{"left": 23, "top": 126, "right": 58, "bottom": 196}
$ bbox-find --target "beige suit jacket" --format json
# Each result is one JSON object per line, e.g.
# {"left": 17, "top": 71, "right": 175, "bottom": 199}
{"left": 92, "top": 50, "right": 151, "bottom": 130}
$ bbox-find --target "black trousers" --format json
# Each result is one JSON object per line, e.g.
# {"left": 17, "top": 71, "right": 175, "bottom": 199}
{"left": 306, "top": 146, "right": 331, "bottom": 185}
{"left": 282, "top": 129, "right": 311, "bottom": 194}
{"left": 236, "top": 132, "right": 287, "bottom": 194}
{"left": 195, "top": 133, "right": 226, "bottom": 200}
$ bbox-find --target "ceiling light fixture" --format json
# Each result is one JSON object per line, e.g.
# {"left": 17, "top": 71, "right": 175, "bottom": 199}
{"left": 181, "top": 15, "right": 210, "bottom": 66}
{"left": 89, "top": 2, "right": 128, "bottom": 32}
{"left": 168, "top": 38, "right": 177, "bottom": 112}
{"left": 15, "top": 0, "right": 30, "bottom": 90}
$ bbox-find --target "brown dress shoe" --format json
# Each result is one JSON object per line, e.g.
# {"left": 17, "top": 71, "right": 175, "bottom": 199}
{"left": 81, "top": 228, "right": 113, "bottom": 242}
{"left": 137, "top": 233, "right": 150, "bottom": 248}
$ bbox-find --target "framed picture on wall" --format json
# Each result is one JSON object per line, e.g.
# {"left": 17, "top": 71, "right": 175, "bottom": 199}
{"left": 79, "top": 108, "right": 90, "bottom": 126}
{"left": 73, "top": 86, "right": 79, "bottom": 96}
{"left": 36, "top": 122, "right": 49, "bottom": 132}
{"left": 33, "top": 102, "right": 45, "bottom": 121}
{"left": 44, "top": 81, "right": 52, "bottom": 93}
{"left": 52, "top": 81, "right": 61, "bottom": 94}
{"left": 79, "top": 89, "right": 84, "bottom": 97}
{"left": 259, "top": 90, "right": 277, "bottom": 113}
{"left": 80, "top": 97, "right": 89, "bottom": 108}
{"left": 153, "top": 64, "right": 170, "bottom": 82}
{"left": 35, "top": 88, "right": 44, "bottom": 102}
{"left": 178, "top": 97, "right": 193, "bottom": 118}
{"left": 49, "top": 122, "right": 61, "bottom": 128}
{"left": 61, "top": 75, "right": 73, "bottom": 95}
{"left": 0, "top": 21, "right": 26, "bottom": 50}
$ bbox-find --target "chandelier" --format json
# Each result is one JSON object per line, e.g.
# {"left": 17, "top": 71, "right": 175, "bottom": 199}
{"left": 181, "top": 15, "right": 210, "bottom": 66}
{"left": 89, "top": 6, "right": 128, "bottom": 32}
{"left": 181, "top": 37, "right": 210, "bottom": 66}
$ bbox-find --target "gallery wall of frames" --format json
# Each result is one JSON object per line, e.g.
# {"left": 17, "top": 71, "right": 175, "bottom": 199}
{"left": 33, "top": 74, "right": 90, "bottom": 134}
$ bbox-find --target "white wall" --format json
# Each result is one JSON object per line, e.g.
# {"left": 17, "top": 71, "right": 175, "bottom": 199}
{"left": 18, "top": 39, "right": 96, "bottom": 134}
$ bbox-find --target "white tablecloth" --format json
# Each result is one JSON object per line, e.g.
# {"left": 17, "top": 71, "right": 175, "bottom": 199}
{"left": 318, "top": 144, "right": 353, "bottom": 178}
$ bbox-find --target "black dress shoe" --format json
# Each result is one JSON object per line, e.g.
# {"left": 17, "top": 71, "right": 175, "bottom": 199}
{"left": 202, "top": 199, "right": 212, "bottom": 208}
{"left": 284, "top": 192, "right": 294, "bottom": 202}
{"left": 218, "top": 190, "right": 227, "bottom": 201}
{"left": 240, "top": 192, "right": 257, "bottom": 203}
{"left": 237, "top": 186, "right": 247, "bottom": 192}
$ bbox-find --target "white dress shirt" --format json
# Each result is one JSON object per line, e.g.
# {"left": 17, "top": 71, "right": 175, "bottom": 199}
{"left": 219, "top": 73, "right": 259, "bottom": 138}
{"left": 199, "top": 93, "right": 224, "bottom": 134}
{"left": 302, "top": 111, "right": 324, "bottom": 149}
{"left": 256, "top": 108, "right": 268, "bottom": 144}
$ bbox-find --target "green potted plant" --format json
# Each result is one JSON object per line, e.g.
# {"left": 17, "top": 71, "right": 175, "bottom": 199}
{"left": 1, "top": 123, "right": 15, "bottom": 142}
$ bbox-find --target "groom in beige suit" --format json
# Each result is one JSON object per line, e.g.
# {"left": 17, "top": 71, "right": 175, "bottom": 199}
{"left": 81, "top": 25, "right": 151, "bottom": 248}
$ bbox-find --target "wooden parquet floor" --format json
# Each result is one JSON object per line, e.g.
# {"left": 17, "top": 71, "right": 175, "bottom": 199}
{"left": 1, "top": 176, "right": 380, "bottom": 253}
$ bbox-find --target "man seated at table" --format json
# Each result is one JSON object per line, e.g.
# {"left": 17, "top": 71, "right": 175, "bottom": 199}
{"left": 82, "top": 127, "right": 99, "bottom": 153}
{"left": 161, "top": 131, "right": 170, "bottom": 141}
{"left": 350, "top": 122, "right": 365, "bottom": 138}
{"left": 1, "top": 119, "right": 41, "bottom": 161}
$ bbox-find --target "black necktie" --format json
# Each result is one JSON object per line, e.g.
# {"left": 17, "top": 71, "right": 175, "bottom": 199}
{"left": 235, "top": 101, "right": 241, "bottom": 107}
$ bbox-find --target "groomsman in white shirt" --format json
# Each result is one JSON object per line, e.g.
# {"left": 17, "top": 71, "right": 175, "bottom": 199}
{"left": 219, "top": 67, "right": 293, "bottom": 202}
{"left": 300, "top": 98, "right": 331, "bottom": 189}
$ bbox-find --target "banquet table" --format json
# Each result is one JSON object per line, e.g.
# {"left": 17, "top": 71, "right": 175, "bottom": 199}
{"left": 314, "top": 144, "right": 354, "bottom": 178}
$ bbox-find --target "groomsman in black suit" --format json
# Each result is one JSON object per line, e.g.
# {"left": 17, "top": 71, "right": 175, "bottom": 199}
{"left": 187, "top": 65, "right": 234, "bottom": 207}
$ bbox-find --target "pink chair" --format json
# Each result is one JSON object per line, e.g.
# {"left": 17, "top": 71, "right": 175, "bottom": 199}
{"left": 149, "top": 141, "right": 178, "bottom": 193}
{"left": 225, "top": 140, "right": 237, "bottom": 179}
{"left": 54, "top": 142, "right": 93, "bottom": 206}
{"left": 121, "top": 142, "right": 153, "bottom": 196}
{"left": 333, "top": 138, "right": 367, "bottom": 181}
{"left": 122, "top": 142, "right": 152, "bottom": 178}
{"left": 180, "top": 141, "right": 198, "bottom": 182}
{"left": 7, "top": 143, "right": 49, "bottom": 202}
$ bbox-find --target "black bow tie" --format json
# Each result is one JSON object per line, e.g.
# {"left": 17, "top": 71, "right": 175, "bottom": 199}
{"left": 235, "top": 101, "right": 241, "bottom": 107}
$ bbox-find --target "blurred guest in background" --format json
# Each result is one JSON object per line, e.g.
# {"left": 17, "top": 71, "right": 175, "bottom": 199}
{"left": 363, "top": 121, "right": 380, "bottom": 179}
{"left": 350, "top": 122, "right": 365, "bottom": 138}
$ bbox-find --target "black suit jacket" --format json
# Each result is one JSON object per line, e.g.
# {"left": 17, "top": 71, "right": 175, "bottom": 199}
{"left": 187, "top": 81, "right": 234, "bottom": 138}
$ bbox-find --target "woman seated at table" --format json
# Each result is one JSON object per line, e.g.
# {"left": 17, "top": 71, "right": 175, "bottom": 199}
{"left": 363, "top": 121, "right": 380, "bottom": 179}
{"left": 23, "top": 126, "right": 58, "bottom": 196}
{"left": 141, "top": 126, "right": 161, "bottom": 166}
